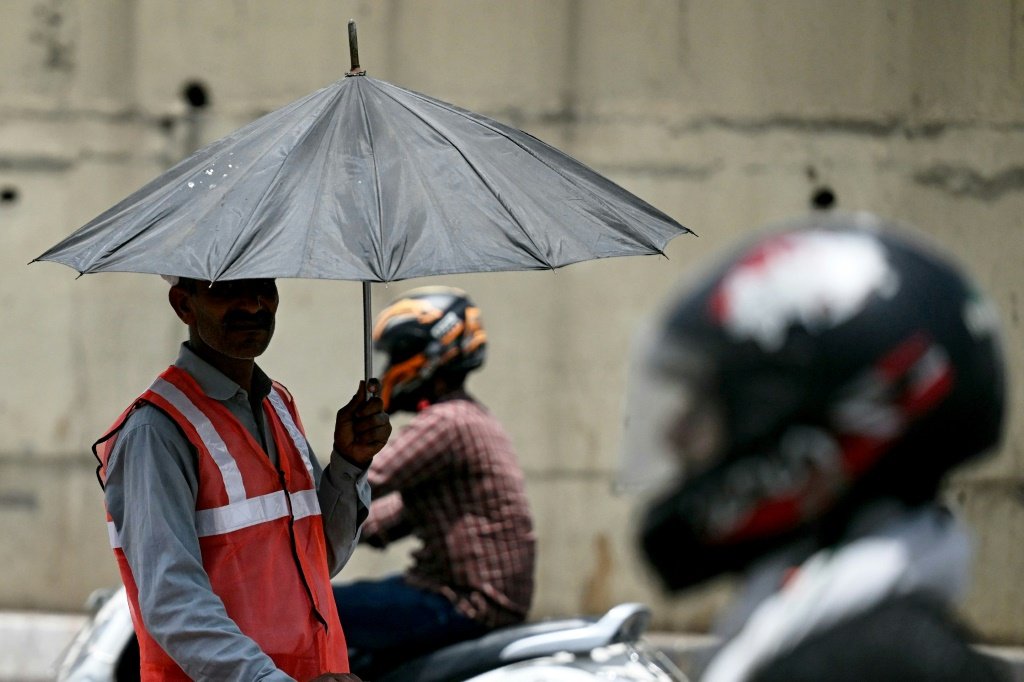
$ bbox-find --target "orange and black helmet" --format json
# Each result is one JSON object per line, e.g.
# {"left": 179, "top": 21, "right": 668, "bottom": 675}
{"left": 373, "top": 286, "right": 487, "bottom": 411}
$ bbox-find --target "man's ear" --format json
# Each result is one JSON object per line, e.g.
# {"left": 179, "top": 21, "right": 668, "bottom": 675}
{"left": 168, "top": 285, "right": 195, "bottom": 325}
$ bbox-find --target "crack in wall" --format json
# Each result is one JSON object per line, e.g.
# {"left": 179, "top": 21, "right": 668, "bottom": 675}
{"left": 0, "top": 106, "right": 149, "bottom": 123}
{"left": 4, "top": 103, "right": 1024, "bottom": 140}
{"left": 0, "top": 156, "right": 74, "bottom": 172}
{"left": 595, "top": 161, "right": 720, "bottom": 180}
{"left": 913, "top": 164, "right": 1024, "bottom": 200}
{"left": 677, "top": 114, "right": 915, "bottom": 137}
{"left": 0, "top": 149, "right": 192, "bottom": 172}
{"left": 665, "top": 115, "right": 1024, "bottom": 140}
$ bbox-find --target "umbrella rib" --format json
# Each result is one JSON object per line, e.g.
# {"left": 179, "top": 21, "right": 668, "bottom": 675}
{"left": 369, "top": 80, "right": 555, "bottom": 270}
{"left": 209, "top": 84, "right": 350, "bottom": 281}
{"left": 297, "top": 82, "right": 356, "bottom": 280}
{"left": 353, "top": 80, "right": 387, "bottom": 282}
{"left": 390, "top": 84, "right": 678, "bottom": 255}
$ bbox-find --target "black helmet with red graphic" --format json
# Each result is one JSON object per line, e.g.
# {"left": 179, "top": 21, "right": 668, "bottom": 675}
{"left": 629, "top": 211, "right": 1006, "bottom": 592}
{"left": 373, "top": 286, "right": 487, "bottom": 412}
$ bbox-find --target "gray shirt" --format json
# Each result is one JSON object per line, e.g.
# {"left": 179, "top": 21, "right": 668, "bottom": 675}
{"left": 103, "top": 344, "right": 370, "bottom": 681}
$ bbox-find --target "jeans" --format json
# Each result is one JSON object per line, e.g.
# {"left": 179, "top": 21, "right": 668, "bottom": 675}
{"left": 333, "top": 575, "right": 489, "bottom": 678}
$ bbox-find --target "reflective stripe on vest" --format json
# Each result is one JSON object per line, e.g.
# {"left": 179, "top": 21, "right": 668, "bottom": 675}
{"left": 108, "top": 488, "right": 320, "bottom": 548}
{"left": 267, "top": 388, "right": 317, "bottom": 483}
{"left": 105, "top": 381, "right": 321, "bottom": 549}
{"left": 153, "top": 375, "right": 247, "bottom": 503}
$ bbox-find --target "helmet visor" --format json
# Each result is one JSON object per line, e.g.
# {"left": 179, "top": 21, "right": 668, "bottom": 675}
{"left": 616, "top": 323, "right": 725, "bottom": 493}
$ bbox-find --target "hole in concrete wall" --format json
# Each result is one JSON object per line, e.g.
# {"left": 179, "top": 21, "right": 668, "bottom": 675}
{"left": 811, "top": 186, "right": 836, "bottom": 210}
{"left": 181, "top": 80, "right": 211, "bottom": 109}
{"left": 0, "top": 186, "right": 19, "bottom": 204}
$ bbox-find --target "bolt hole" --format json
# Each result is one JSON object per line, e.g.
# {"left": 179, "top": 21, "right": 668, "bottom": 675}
{"left": 181, "top": 81, "right": 210, "bottom": 109}
{"left": 0, "top": 186, "right": 19, "bottom": 204}
{"left": 811, "top": 186, "right": 836, "bottom": 210}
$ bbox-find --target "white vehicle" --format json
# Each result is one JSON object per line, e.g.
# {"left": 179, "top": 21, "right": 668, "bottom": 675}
{"left": 57, "top": 586, "right": 688, "bottom": 682}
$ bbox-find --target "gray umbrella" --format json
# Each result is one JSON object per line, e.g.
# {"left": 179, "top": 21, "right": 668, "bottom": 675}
{"left": 34, "top": 22, "right": 690, "bottom": 378}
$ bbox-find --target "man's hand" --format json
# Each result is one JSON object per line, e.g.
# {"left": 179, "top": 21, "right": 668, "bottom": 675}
{"left": 308, "top": 674, "right": 362, "bottom": 681}
{"left": 334, "top": 379, "right": 391, "bottom": 468}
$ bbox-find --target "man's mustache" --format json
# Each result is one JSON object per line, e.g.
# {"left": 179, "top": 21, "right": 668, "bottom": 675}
{"left": 223, "top": 311, "right": 274, "bottom": 329}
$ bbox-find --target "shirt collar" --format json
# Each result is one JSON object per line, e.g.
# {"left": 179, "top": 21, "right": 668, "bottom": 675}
{"left": 174, "top": 342, "right": 273, "bottom": 403}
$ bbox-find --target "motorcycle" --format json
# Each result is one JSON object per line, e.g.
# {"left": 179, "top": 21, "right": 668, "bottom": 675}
{"left": 56, "top": 586, "right": 688, "bottom": 681}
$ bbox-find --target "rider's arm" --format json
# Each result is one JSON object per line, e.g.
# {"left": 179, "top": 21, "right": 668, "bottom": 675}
{"left": 105, "top": 408, "right": 294, "bottom": 682}
{"left": 360, "top": 491, "right": 412, "bottom": 548}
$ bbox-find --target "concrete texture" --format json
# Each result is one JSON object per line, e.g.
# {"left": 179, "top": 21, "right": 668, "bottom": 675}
{"left": 1, "top": 0, "right": 1023, "bottom": 644}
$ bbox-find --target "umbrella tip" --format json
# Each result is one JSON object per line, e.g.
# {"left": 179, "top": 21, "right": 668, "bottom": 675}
{"left": 346, "top": 19, "right": 366, "bottom": 77}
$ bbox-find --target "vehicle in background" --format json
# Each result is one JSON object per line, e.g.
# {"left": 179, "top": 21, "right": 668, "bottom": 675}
{"left": 56, "top": 586, "right": 687, "bottom": 682}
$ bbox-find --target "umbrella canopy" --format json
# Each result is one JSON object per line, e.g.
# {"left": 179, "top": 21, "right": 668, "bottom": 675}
{"left": 34, "top": 22, "right": 691, "bottom": 378}
{"left": 35, "top": 74, "right": 687, "bottom": 282}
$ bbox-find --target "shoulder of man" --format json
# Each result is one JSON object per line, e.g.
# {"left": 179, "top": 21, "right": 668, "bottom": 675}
{"left": 102, "top": 400, "right": 194, "bottom": 468}
{"left": 118, "top": 399, "right": 184, "bottom": 435}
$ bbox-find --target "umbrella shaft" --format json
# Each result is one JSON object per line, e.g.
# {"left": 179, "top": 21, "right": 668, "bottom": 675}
{"left": 363, "top": 281, "right": 372, "bottom": 382}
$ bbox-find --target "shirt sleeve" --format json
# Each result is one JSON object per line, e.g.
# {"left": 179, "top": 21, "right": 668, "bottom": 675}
{"left": 316, "top": 449, "right": 371, "bottom": 576}
{"left": 104, "top": 409, "right": 294, "bottom": 682}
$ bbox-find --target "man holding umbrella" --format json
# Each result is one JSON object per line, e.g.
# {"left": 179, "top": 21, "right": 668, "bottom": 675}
{"left": 94, "top": 276, "right": 391, "bottom": 681}
{"left": 31, "top": 34, "right": 687, "bottom": 678}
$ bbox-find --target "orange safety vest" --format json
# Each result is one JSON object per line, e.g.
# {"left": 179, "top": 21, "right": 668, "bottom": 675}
{"left": 95, "top": 366, "right": 348, "bottom": 680}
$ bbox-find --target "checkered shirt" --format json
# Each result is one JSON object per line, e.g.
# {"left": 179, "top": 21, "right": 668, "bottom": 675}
{"left": 361, "top": 397, "right": 536, "bottom": 627}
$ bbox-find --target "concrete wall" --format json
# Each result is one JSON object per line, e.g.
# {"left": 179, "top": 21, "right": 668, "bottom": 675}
{"left": 1, "top": 0, "right": 1022, "bottom": 641}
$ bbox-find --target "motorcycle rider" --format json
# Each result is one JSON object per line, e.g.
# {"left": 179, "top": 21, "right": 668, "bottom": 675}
{"left": 625, "top": 211, "right": 1008, "bottom": 681}
{"left": 333, "top": 286, "right": 536, "bottom": 679}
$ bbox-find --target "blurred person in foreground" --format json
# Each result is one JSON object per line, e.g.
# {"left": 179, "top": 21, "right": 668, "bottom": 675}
{"left": 333, "top": 286, "right": 536, "bottom": 679}
{"left": 95, "top": 277, "right": 391, "bottom": 681}
{"left": 623, "top": 211, "right": 1008, "bottom": 681}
